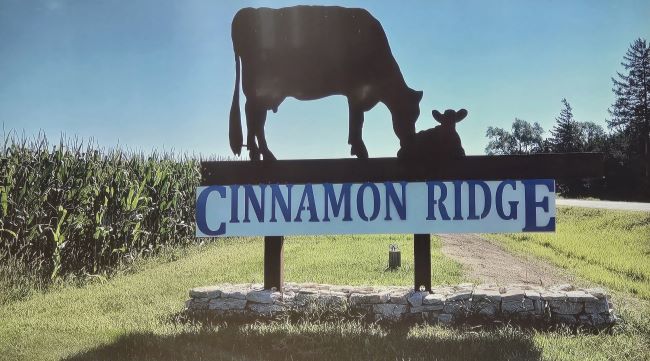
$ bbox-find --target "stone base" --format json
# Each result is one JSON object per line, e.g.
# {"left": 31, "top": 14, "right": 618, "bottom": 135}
{"left": 186, "top": 283, "right": 616, "bottom": 328}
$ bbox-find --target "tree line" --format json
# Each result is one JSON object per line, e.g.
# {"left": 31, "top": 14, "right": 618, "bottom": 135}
{"left": 485, "top": 38, "right": 649, "bottom": 200}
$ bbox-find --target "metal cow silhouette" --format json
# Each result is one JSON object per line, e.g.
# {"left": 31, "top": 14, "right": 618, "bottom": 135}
{"left": 397, "top": 109, "right": 468, "bottom": 161}
{"left": 229, "top": 6, "right": 423, "bottom": 161}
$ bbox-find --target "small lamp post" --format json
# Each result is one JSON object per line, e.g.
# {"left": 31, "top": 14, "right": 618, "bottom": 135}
{"left": 388, "top": 244, "right": 401, "bottom": 270}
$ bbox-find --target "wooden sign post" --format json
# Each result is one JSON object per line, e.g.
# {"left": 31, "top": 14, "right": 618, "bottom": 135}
{"left": 264, "top": 236, "right": 284, "bottom": 290}
{"left": 414, "top": 234, "right": 431, "bottom": 291}
{"left": 198, "top": 153, "right": 603, "bottom": 292}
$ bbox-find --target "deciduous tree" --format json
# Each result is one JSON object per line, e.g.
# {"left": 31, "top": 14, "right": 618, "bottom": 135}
{"left": 485, "top": 118, "right": 544, "bottom": 155}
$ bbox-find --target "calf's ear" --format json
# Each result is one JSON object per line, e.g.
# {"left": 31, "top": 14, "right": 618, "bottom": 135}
{"left": 455, "top": 109, "right": 468, "bottom": 123}
{"left": 432, "top": 110, "right": 444, "bottom": 124}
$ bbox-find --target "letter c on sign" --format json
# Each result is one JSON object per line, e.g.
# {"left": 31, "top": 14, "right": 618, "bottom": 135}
{"left": 196, "top": 186, "right": 227, "bottom": 236}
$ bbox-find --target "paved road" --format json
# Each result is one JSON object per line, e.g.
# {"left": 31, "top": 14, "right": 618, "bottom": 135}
{"left": 556, "top": 198, "right": 650, "bottom": 212}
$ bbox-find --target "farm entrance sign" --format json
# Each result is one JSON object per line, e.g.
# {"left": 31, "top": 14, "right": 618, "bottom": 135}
{"left": 196, "top": 179, "right": 555, "bottom": 237}
{"left": 198, "top": 155, "right": 599, "bottom": 291}
{"left": 196, "top": 5, "right": 603, "bottom": 292}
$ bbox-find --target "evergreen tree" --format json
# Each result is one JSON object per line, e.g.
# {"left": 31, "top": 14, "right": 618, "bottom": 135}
{"left": 609, "top": 38, "right": 650, "bottom": 186}
{"left": 549, "top": 98, "right": 582, "bottom": 153}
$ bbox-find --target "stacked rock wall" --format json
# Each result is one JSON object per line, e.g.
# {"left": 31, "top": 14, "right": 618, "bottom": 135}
{"left": 186, "top": 283, "right": 615, "bottom": 328}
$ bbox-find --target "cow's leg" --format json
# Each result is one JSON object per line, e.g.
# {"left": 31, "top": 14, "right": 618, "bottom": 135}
{"left": 245, "top": 100, "right": 261, "bottom": 161}
{"left": 348, "top": 102, "right": 368, "bottom": 159}
{"left": 253, "top": 109, "right": 276, "bottom": 161}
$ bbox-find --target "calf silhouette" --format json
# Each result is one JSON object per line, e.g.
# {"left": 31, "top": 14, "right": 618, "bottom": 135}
{"left": 397, "top": 109, "right": 467, "bottom": 161}
{"left": 229, "top": 6, "right": 422, "bottom": 161}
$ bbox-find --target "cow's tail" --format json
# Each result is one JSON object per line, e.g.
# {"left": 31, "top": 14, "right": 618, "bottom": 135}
{"left": 229, "top": 51, "right": 243, "bottom": 156}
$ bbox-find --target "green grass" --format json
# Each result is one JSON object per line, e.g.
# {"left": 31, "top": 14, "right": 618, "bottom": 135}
{"left": 0, "top": 234, "right": 463, "bottom": 360}
{"left": 485, "top": 207, "right": 650, "bottom": 299}
{"left": 0, "top": 230, "right": 648, "bottom": 360}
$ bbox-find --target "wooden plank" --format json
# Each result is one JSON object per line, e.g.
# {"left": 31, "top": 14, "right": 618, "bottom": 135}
{"left": 264, "top": 236, "right": 284, "bottom": 291}
{"left": 200, "top": 153, "right": 604, "bottom": 185}
{"left": 414, "top": 234, "right": 431, "bottom": 292}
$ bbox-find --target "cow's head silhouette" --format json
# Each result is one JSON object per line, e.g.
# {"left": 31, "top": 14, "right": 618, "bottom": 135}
{"left": 390, "top": 88, "right": 423, "bottom": 148}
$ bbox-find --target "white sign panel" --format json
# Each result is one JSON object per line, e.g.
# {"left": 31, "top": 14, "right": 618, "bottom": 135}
{"left": 196, "top": 179, "right": 555, "bottom": 237}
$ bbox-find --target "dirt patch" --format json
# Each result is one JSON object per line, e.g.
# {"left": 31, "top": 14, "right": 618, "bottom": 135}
{"left": 439, "top": 234, "right": 574, "bottom": 286}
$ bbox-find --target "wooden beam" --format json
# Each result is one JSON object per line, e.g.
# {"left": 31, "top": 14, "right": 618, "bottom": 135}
{"left": 264, "top": 236, "right": 284, "bottom": 291}
{"left": 414, "top": 234, "right": 431, "bottom": 292}
{"left": 200, "top": 153, "right": 604, "bottom": 185}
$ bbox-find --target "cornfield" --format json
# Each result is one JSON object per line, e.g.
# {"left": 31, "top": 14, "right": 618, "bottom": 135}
{"left": 0, "top": 133, "right": 200, "bottom": 282}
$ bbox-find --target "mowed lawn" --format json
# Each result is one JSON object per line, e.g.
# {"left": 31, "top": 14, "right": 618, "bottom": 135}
{"left": 486, "top": 207, "right": 650, "bottom": 300}
{"left": 0, "top": 211, "right": 648, "bottom": 360}
{"left": 0, "top": 235, "right": 462, "bottom": 360}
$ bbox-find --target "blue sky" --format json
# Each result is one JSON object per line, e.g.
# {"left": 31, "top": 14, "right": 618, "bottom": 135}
{"left": 1, "top": 0, "right": 648, "bottom": 158}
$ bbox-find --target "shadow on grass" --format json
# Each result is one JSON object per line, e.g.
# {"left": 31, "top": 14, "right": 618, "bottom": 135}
{"left": 64, "top": 316, "right": 543, "bottom": 361}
